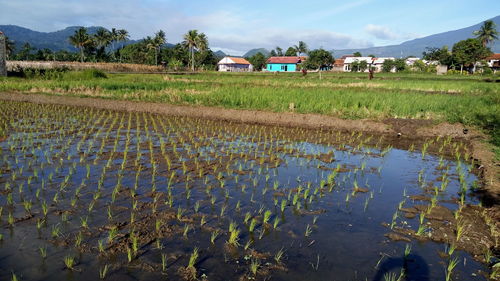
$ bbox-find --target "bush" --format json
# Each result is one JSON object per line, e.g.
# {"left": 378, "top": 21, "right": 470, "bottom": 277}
{"left": 63, "top": 69, "right": 108, "bottom": 80}
{"left": 482, "top": 67, "right": 493, "bottom": 75}
{"left": 18, "top": 67, "right": 69, "bottom": 79}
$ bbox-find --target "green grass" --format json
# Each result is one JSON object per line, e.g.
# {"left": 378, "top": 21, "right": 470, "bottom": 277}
{"left": 1, "top": 71, "right": 498, "bottom": 152}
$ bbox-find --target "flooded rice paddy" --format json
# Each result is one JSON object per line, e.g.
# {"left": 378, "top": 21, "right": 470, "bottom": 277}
{"left": 0, "top": 101, "right": 495, "bottom": 281}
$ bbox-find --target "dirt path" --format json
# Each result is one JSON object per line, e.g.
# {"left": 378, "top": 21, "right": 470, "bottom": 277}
{"left": 0, "top": 91, "right": 498, "bottom": 201}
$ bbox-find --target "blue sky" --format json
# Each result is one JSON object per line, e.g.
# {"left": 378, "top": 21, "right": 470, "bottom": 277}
{"left": 1, "top": 0, "right": 499, "bottom": 55}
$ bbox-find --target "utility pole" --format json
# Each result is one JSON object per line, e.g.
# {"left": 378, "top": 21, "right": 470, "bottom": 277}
{"left": 0, "top": 31, "right": 7, "bottom": 77}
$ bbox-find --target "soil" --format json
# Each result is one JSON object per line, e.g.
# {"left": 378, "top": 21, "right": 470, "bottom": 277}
{"left": 0, "top": 91, "right": 498, "bottom": 203}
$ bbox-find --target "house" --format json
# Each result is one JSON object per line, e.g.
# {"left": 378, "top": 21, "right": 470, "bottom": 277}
{"left": 372, "top": 57, "right": 396, "bottom": 72}
{"left": 332, "top": 58, "right": 345, "bottom": 72}
{"left": 485, "top": 53, "right": 500, "bottom": 72}
{"left": 343, "top": 57, "right": 374, "bottom": 72}
{"left": 265, "top": 56, "right": 305, "bottom": 72}
{"left": 217, "top": 57, "right": 253, "bottom": 72}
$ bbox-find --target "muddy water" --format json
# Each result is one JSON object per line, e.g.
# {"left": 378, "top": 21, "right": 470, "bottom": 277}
{"left": 0, "top": 101, "right": 490, "bottom": 280}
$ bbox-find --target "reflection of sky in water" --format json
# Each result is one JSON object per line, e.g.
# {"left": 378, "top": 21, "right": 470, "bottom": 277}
{"left": 0, "top": 108, "right": 485, "bottom": 281}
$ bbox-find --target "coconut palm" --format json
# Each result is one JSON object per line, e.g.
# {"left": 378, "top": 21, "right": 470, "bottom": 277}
{"left": 4, "top": 36, "right": 15, "bottom": 59}
{"left": 94, "top": 28, "right": 112, "bottom": 50}
{"left": 152, "top": 30, "right": 166, "bottom": 65}
{"left": 69, "top": 27, "right": 92, "bottom": 62}
{"left": 294, "top": 41, "right": 308, "bottom": 56}
{"left": 116, "top": 29, "right": 129, "bottom": 62}
{"left": 183, "top": 30, "right": 199, "bottom": 71}
{"left": 473, "top": 20, "right": 499, "bottom": 47}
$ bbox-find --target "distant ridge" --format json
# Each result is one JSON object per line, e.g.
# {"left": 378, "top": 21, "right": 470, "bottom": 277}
{"left": 0, "top": 25, "right": 172, "bottom": 52}
{"left": 243, "top": 48, "right": 270, "bottom": 58}
{"left": 333, "top": 15, "right": 500, "bottom": 57}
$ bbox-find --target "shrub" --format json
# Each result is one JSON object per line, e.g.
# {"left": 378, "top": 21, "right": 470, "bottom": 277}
{"left": 63, "top": 69, "right": 108, "bottom": 80}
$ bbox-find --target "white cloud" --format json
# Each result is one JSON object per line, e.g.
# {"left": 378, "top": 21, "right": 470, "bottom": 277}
{"left": 364, "top": 24, "right": 400, "bottom": 40}
{"left": 363, "top": 24, "right": 419, "bottom": 42}
{"left": 0, "top": 0, "right": 375, "bottom": 54}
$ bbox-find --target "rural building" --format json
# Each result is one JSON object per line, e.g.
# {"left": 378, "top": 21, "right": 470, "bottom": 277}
{"left": 266, "top": 56, "right": 305, "bottom": 72}
{"left": 332, "top": 58, "right": 345, "bottom": 72}
{"left": 343, "top": 57, "right": 374, "bottom": 72}
{"left": 217, "top": 57, "right": 253, "bottom": 72}
{"left": 372, "top": 57, "right": 396, "bottom": 72}
{"left": 485, "top": 53, "right": 500, "bottom": 72}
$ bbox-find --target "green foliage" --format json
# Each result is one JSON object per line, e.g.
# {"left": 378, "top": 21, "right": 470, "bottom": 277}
{"left": 473, "top": 20, "right": 499, "bottom": 47}
{"left": 423, "top": 46, "right": 453, "bottom": 65}
{"left": 65, "top": 69, "right": 108, "bottom": 80}
{"left": 247, "top": 52, "right": 267, "bottom": 71}
{"left": 452, "top": 38, "right": 492, "bottom": 69}
{"left": 303, "top": 49, "right": 333, "bottom": 70}
{"left": 285, "top": 47, "right": 296, "bottom": 56}
{"left": 382, "top": 59, "right": 394, "bottom": 72}
{"left": 353, "top": 52, "right": 362, "bottom": 57}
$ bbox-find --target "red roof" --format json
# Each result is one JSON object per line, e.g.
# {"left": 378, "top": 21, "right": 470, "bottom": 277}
{"left": 228, "top": 57, "right": 252, "bottom": 65}
{"left": 486, "top": 53, "right": 500, "bottom": 60}
{"left": 333, "top": 59, "right": 345, "bottom": 66}
{"left": 266, "top": 56, "right": 303, "bottom": 64}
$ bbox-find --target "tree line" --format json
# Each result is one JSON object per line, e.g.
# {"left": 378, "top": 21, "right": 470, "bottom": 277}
{"left": 3, "top": 20, "right": 498, "bottom": 73}
{"left": 4, "top": 27, "right": 218, "bottom": 70}
{"left": 422, "top": 20, "right": 498, "bottom": 73}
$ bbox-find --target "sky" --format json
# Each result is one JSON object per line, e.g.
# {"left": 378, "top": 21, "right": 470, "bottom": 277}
{"left": 1, "top": 0, "right": 499, "bottom": 55}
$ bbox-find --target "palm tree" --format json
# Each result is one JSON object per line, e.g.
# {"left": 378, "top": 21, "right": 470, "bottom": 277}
{"left": 116, "top": 29, "right": 129, "bottom": 62}
{"left": 94, "top": 28, "right": 112, "bottom": 51}
{"left": 474, "top": 20, "right": 499, "bottom": 47}
{"left": 293, "top": 41, "right": 308, "bottom": 56}
{"left": 183, "top": 30, "right": 199, "bottom": 71}
{"left": 195, "top": 32, "right": 208, "bottom": 66}
{"left": 69, "top": 27, "right": 92, "bottom": 62}
{"left": 276, "top": 46, "right": 283, "bottom": 56}
{"left": 4, "top": 36, "right": 15, "bottom": 59}
{"left": 152, "top": 30, "right": 166, "bottom": 65}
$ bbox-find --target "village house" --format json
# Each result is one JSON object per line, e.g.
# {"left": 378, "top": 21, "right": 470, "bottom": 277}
{"left": 265, "top": 56, "right": 305, "bottom": 72}
{"left": 217, "top": 57, "right": 253, "bottom": 72}
{"left": 332, "top": 58, "right": 345, "bottom": 72}
{"left": 372, "top": 57, "right": 396, "bottom": 72}
{"left": 342, "top": 57, "right": 374, "bottom": 72}
{"left": 485, "top": 53, "right": 500, "bottom": 72}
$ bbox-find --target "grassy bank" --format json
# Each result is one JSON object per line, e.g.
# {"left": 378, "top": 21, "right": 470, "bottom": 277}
{"left": 0, "top": 70, "right": 498, "bottom": 153}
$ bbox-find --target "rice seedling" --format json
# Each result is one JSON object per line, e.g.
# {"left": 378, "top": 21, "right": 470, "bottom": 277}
{"left": 274, "top": 247, "right": 285, "bottom": 264}
{"left": 445, "top": 257, "right": 460, "bottom": 281}
{"left": 51, "top": 224, "right": 61, "bottom": 238}
{"left": 187, "top": 247, "right": 199, "bottom": 279}
{"left": 263, "top": 210, "right": 272, "bottom": 225}
{"left": 39, "top": 246, "right": 47, "bottom": 258}
{"left": 64, "top": 255, "right": 75, "bottom": 270}
{"left": 416, "top": 224, "right": 428, "bottom": 236}
{"left": 456, "top": 220, "right": 466, "bottom": 242}
{"left": 250, "top": 259, "right": 260, "bottom": 276}
{"left": 210, "top": 229, "right": 220, "bottom": 244}
{"left": 227, "top": 226, "right": 241, "bottom": 247}
{"left": 305, "top": 224, "right": 312, "bottom": 237}
{"left": 404, "top": 244, "right": 411, "bottom": 259}
{"left": 249, "top": 218, "right": 258, "bottom": 233}
{"left": 99, "top": 264, "right": 109, "bottom": 279}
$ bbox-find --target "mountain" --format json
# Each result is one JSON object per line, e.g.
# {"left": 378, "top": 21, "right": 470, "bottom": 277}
{"left": 243, "top": 48, "right": 270, "bottom": 58}
{"left": 0, "top": 25, "right": 174, "bottom": 52}
{"left": 0, "top": 25, "right": 109, "bottom": 51}
{"left": 214, "top": 50, "right": 226, "bottom": 58}
{"left": 334, "top": 15, "right": 500, "bottom": 58}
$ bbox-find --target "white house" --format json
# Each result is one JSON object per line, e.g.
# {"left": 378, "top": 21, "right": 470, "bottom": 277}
{"left": 343, "top": 57, "right": 374, "bottom": 72}
{"left": 485, "top": 54, "right": 500, "bottom": 72}
{"left": 217, "top": 57, "right": 253, "bottom": 72}
{"left": 372, "top": 57, "right": 396, "bottom": 72}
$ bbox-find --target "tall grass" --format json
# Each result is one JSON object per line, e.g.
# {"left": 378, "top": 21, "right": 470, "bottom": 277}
{"left": 1, "top": 71, "right": 498, "bottom": 150}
